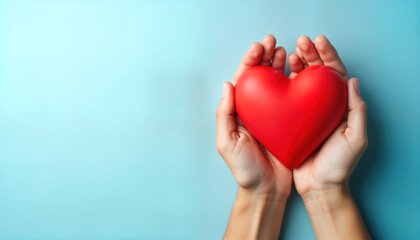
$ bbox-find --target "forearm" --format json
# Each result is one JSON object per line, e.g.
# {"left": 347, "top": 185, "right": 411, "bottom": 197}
{"left": 224, "top": 188, "right": 287, "bottom": 240}
{"left": 302, "top": 185, "right": 370, "bottom": 240}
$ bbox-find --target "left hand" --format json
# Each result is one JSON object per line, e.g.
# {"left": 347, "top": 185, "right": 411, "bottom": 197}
{"left": 216, "top": 34, "right": 292, "bottom": 202}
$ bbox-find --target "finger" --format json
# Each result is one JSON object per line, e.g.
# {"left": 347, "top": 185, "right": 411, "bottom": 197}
{"left": 216, "top": 82, "right": 238, "bottom": 154}
{"left": 295, "top": 47, "right": 308, "bottom": 68}
{"left": 260, "top": 34, "right": 277, "bottom": 65}
{"left": 234, "top": 43, "right": 264, "bottom": 83}
{"left": 272, "top": 46, "right": 287, "bottom": 72}
{"left": 314, "top": 35, "right": 348, "bottom": 78}
{"left": 297, "top": 35, "right": 324, "bottom": 66}
{"left": 345, "top": 78, "right": 368, "bottom": 148}
{"left": 288, "top": 53, "right": 303, "bottom": 79}
{"left": 289, "top": 53, "right": 303, "bottom": 72}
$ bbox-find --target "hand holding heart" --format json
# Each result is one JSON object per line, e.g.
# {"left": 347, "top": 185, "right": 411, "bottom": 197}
{"left": 216, "top": 37, "right": 292, "bottom": 203}
{"left": 218, "top": 35, "right": 369, "bottom": 240}
{"left": 216, "top": 35, "right": 368, "bottom": 202}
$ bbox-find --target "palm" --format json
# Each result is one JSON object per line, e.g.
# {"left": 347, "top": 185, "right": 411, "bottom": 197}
{"left": 230, "top": 126, "right": 292, "bottom": 194}
{"left": 293, "top": 122, "right": 354, "bottom": 193}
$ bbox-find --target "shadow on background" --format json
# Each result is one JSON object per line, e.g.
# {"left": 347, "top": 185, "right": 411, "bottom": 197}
{"left": 350, "top": 89, "right": 382, "bottom": 240}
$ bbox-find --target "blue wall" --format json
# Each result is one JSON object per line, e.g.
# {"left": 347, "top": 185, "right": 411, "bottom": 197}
{"left": 0, "top": 0, "right": 419, "bottom": 239}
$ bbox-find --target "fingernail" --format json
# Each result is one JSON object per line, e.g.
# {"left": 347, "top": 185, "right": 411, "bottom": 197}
{"left": 222, "top": 82, "right": 228, "bottom": 98}
{"left": 354, "top": 79, "right": 360, "bottom": 95}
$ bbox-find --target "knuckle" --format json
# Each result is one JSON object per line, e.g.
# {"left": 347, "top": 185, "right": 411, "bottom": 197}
{"left": 359, "top": 101, "right": 368, "bottom": 113}
{"left": 357, "top": 136, "right": 368, "bottom": 151}
{"left": 362, "top": 137, "right": 369, "bottom": 149}
{"left": 216, "top": 141, "right": 228, "bottom": 155}
{"left": 215, "top": 107, "right": 224, "bottom": 119}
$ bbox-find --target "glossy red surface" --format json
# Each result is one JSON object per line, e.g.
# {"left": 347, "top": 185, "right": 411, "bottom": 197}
{"left": 235, "top": 65, "right": 348, "bottom": 169}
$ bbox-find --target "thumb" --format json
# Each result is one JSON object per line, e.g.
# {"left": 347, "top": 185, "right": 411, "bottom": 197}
{"left": 346, "top": 78, "right": 368, "bottom": 147}
{"left": 216, "top": 82, "right": 237, "bottom": 154}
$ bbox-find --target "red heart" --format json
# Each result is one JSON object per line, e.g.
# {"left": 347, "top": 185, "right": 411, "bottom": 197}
{"left": 235, "top": 65, "right": 348, "bottom": 169}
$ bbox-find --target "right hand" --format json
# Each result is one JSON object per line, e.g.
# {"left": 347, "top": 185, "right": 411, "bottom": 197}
{"left": 290, "top": 35, "right": 368, "bottom": 199}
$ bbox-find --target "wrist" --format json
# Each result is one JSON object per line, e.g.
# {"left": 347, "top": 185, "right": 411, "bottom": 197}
{"left": 300, "top": 184, "right": 352, "bottom": 216}
{"left": 236, "top": 186, "right": 289, "bottom": 208}
{"left": 237, "top": 172, "right": 292, "bottom": 204}
{"left": 224, "top": 187, "right": 287, "bottom": 240}
{"left": 300, "top": 184, "right": 371, "bottom": 240}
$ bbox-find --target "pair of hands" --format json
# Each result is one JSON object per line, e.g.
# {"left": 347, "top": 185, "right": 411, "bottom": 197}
{"left": 216, "top": 34, "right": 368, "bottom": 201}
{"left": 216, "top": 35, "right": 369, "bottom": 239}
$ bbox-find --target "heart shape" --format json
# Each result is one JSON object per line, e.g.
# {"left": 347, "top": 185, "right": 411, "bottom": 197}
{"left": 235, "top": 65, "right": 348, "bottom": 169}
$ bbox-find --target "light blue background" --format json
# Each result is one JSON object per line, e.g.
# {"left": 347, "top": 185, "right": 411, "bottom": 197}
{"left": 0, "top": 0, "right": 419, "bottom": 239}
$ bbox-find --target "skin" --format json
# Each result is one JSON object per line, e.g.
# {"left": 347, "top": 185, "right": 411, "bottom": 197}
{"left": 216, "top": 34, "right": 370, "bottom": 240}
